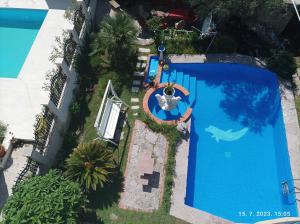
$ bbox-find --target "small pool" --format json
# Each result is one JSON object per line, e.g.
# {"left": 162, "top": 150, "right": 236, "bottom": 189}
{"left": 145, "top": 55, "right": 159, "bottom": 83}
{"left": 147, "top": 87, "right": 189, "bottom": 121}
{"left": 149, "top": 58, "right": 298, "bottom": 223}
{"left": 0, "top": 8, "right": 47, "bottom": 78}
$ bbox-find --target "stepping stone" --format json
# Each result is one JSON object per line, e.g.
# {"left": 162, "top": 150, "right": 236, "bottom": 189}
{"left": 110, "top": 212, "right": 119, "bottom": 221}
{"left": 133, "top": 113, "right": 139, "bottom": 116}
{"left": 138, "top": 47, "right": 151, "bottom": 53}
{"left": 131, "top": 86, "right": 139, "bottom": 93}
{"left": 138, "top": 56, "right": 148, "bottom": 61}
{"left": 136, "top": 62, "right": 146, "bottom": 69}
{"left": 131, "top": 98, "right": 139, "bottom": 103}
{"left": 133, "top": 71, "right": 145, "bottom": 77}
{"left": 132, "top": 80, "right": 141, "bottom": 86}
{"left": 131, "top": 105, "right": 140, "bottom": 110}
{"left": 120, "top": 132, "right": 124, "bottom": 140}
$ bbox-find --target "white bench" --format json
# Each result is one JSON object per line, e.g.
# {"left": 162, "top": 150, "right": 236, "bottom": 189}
{"left": 97, "top": 99, "right": 121, "bottom": 139}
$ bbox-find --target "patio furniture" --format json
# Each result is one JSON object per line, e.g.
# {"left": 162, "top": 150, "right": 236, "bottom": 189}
{"left": 94, "top": 80, "right": 128, "bottom": 145}
{"left": 99, "top": 98, "right": 121, "bottom": 139}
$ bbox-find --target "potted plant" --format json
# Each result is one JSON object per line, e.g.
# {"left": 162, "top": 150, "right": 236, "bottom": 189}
{"left": 163, "top": 82, "right": 175, "bottom": 99}
{"left": 149, "top": 74, "right": 156, "bottom": 87}
{"left": 0, "top": 145, "right": 6, "bottom": 158}
{"left": 163, "top": 63, "right": 169, "bottom": 71}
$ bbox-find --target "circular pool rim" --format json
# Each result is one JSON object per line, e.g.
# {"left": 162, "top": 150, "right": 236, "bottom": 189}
{"left": 143, "top": 83, "right": 193, "bottom": 125}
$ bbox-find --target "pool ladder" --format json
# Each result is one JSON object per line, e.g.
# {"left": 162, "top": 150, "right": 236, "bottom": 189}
{"left": 282, "top": 179, "right": 300, "bottom": 196}
{"left": 282, "top": 181, "right": 290, "bottom": 196}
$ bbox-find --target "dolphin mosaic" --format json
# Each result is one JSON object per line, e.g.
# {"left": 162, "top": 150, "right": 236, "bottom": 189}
{"left": 205, "top": 125, "right": 249, "bottom": 142}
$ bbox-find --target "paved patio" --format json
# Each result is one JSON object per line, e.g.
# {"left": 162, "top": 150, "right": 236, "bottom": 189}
{"left": 119, "top": 120, "right": 168, "bottom": 212}
{"left": 0, "top": 144, "right": 31, "bottom": 208}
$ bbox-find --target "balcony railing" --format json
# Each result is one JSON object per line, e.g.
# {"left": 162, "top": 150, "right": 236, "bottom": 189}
{"left": 63, "top": 33, "right": 77, "bottom": 66}
{"left": 74, "top": 5, "right": 85, "bottom": 36}
{"left": 50, "top": 67, "right": 67, "bottom": 107}
{"left": 33, "top": 106, "right": 54, "bottom": 154}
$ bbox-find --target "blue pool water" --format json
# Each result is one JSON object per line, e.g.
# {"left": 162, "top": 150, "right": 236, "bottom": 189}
{"left": 0, "top": 8, "right": 47, "bottom": 78}
{"left": 145, "top": 55, "right": 159, "bottom": 83}
{"left": 150, "top": 58, "right": 298, "bottom": 223}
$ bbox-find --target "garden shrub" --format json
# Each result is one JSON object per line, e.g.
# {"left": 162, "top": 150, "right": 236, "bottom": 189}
{"left": 0, "top": 121, "right": 7, "bottom": 143}
{"left": 69, "top": 101, "right": 81, "bottom": 115}
{"left": 266, "top": 49, "right": 297, "bottom": 81}
{"left": 146, "top": 17, "right": 162, "bottom": 34}
{"left": 1, "top": 170, "right": 86, "bottom": 224}
{"left": 65, "top": 141, "right": 115, "bottom": 192}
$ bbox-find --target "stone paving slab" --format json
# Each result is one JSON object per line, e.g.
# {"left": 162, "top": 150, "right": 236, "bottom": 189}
{"left": 132, "top": 80, "right": 142, "bottom": 86}
{"left": 119, "top": 120, "right": 168, "bottom": 212}
{"left": 138, "top": 48, "right": 151, "bottom": 53}
{"left": 131, "top": 105, "right": 139, "bottom": 110}
{"left": 168, "top": 53, "right": 265, "bottom": 68}
{"left": 131, "top": 87, "right": 139, "bottom": 93}
{"left": 131, "top": 98, "right": 139, "bottom": 103}
{"left": 136, "top": 62, "right": 147, "bottom": 70}
{"left": 138, "top": 56, "right": 148, "bottom": 61}
{"left": 133, "top": 71, "right": 145, "bottom": 77}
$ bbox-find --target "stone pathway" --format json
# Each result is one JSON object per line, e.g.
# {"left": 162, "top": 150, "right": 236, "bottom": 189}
{"left": 130, "top": 47, "right": 151, "bottom": 116}
{"left": 119, "top": 120, "right": 168, "bottom": 211}
{"left": 132, "top": 47, "right": 150, "bottom": 94}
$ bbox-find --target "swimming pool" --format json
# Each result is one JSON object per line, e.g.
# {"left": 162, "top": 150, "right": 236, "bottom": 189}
{"left": 149, "top": 58, "right": 298, "bottom": 223}
{"left": 0, "top": 8, "right": 47, "bottom": 78}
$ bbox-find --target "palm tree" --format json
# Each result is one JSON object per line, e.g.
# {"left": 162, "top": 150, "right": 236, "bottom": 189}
{"left": 65, "top": 141, "right": 115, "bottom": 192}
{"left": 89, "top": 12, "right": 138, "bottom": 68}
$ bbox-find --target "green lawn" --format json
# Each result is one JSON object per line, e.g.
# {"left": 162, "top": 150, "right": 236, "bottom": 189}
{"left": 59, "top": 41, "right": 187, "bottom": 223}
{"left": 78, "top": 72, "right": 188, "bottom": 224}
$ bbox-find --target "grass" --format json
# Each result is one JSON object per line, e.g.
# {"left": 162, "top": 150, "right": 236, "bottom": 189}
{"left": 79, "top": 74, "right": 187, "bottom": 223}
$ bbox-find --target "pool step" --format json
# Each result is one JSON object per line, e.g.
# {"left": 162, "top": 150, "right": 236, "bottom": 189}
{"left": 162, "top": 69, "right": 176, "bottom": 83}
{"left": 189, "top": 76, "right": 197, "bottom": 105}
{"left": 176, "top": 72, "right": 184, "bottom": 85}
{"left": 183, "top": 73, "right": 190, "bottom": 90}
{"left": 161, "top": 71, "right": 168, "bottom": 83}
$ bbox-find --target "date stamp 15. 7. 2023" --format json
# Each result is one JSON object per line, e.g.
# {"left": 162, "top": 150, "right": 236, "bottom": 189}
{"left": 238, "top": 211, "right": 291, "bottom": 218}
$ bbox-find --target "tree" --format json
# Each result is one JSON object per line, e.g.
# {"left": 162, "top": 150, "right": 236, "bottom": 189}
{"left": 266, "top": 49, "right": 297, "bottom": 81}
{"left": 188, "top": 0, "right": 284, "bottom": 21}
{"left": 65, "top": 141, "right": 115, "bottom": 192}
{"left": 1, "top": 170, "right": 85, "bottom": 224}
{"left": 89, "top": 12, "right": 138, "bottom": 69}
